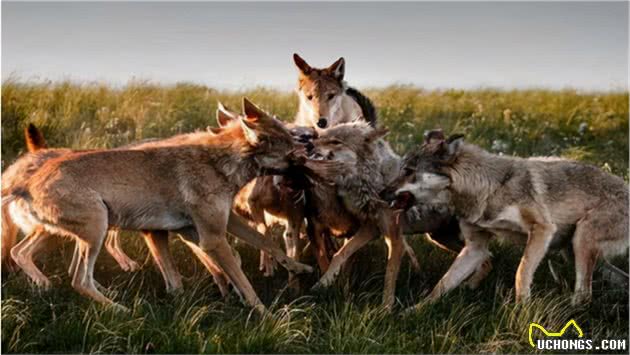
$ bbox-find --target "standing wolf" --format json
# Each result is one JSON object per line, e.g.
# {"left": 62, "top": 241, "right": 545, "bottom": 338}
{"left": 389, "top": 131, "right": 629, "bottom": 306}
{"left": 306, "top": 122, "right": 404, "bottom": 307}
{"left": 229, "top": 54, "right": 382, "bottom": 278}
{"left": 4, "top": 98, "right": 326, "bottom": 311}
{"left": 3, "top": 122, "right": 314, "bottom": 295}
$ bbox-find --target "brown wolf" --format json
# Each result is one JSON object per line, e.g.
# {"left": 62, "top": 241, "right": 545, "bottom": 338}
{"left": 389, "top": 130, "right": 629, "bottom": 307}
{"left": 1, "top": 125, "right": 142, "bottom": 274}
{"left": 4, "top": 123, "right": 315, "bottom": 295}
{"left": 5, "top": 98, "right": 326, "bottom": 312}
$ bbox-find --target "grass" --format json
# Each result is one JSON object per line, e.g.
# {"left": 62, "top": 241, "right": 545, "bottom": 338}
{"left": 1, "top": 80, "right": 629, "bottom": 353}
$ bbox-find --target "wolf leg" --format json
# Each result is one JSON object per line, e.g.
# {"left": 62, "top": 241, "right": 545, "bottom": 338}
{"left": 257, "top": 223, "right": 277, "bottom": 277}
{"left": 312, "top": 226, "right": 375, "bottom": 289}
{"left": 2, "top": 201, "right": 20, "bottom": 273}
{"left": 402, "top": 236, "right": 421, "bottom": 272}
{"left": 571, "top": 212, "right": 605, "bottom": 305}
{"left": 515, "top": 215, "right": 555, "bottom": 302}
{"left": 11, "top": 227, "right": 53, "bottom": 289}
{"left": 177, "top": 228, "right": 230, "bottom": 297}
{"left": 104, "top": 229, "right": 139, "bottom": 272}
{"left": 383, "top": 219, "right": 404, "bottom": 309}
{"left": 427, "top": 225, "right": 491, "bottom": 302}
{"left": 142, "top": 230, "right": 184, "bottom": 293}
{"left": 68, "top": 242, "right": 79, "bottom": 276}
{"left": 67, "top": 205, "right": 127, "bottom": 311}
{"left": 285, "top": 214, "right": 304, "bottom": 291}
{"left": 463, "top": 256, "right": 493, "bottom": 289}
{"left": 227, "top": 211, "right": 313, "bottom": 274}
{"left": 193, "top": 208, "right": 264, "bottom": 313}
{"left": 284, "top": 215, "right": 302, "bottom": 260}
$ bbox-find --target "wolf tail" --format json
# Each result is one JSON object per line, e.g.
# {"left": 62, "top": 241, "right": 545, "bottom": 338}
{"left": 24, "top": 123, "right": 47, "bottom": 152}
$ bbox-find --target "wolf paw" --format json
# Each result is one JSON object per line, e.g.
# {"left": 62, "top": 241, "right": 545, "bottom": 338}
{"left": 34, "top": 277, "right": 52, "bottom": 291}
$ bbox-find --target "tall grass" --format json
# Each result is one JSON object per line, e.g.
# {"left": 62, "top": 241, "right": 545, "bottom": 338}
{"left": 2, "top": 80, "right": 628, "bottom": 176}
{"left": 1, "top": 80, "right": 628, "bottom": 353}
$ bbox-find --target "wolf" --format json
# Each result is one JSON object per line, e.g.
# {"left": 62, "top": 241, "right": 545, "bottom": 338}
{"left": 304, "top": 121, "right": 415, "bottom": 308}
{"left": 293, "top": 53, "right": 376, "bottom": 130}
{"left": 1, "top": 125, "right": 142, "bottom": 274}
{"left": 3, "top": 122, "right": 315, "bottom": 295}
{"left": 223, "top": 55, "right": 384, "bottom": 278}
{"left": 389, "top": 130, "right": 629, "bottom": 306}
{"left": 292, "top": 54, "right": 421, "bottom": 276}
{"left": 5, "top": 98, "right": 329, "bottom": 312}
{"left": 217, "top": 104, "right": 313, "bottom": 277}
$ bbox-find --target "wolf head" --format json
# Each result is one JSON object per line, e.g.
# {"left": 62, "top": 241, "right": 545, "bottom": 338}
{"left": 217, "top": 99, "right": 340, "bottom": 180}
{"left": 294, "top": 53, "right": 356, "bottom": 130}
{"left": 308, "top": 121, "right": 388, "bottom": 168}
{"left": 227, "top": 98, "right": 300, "bottom": 173}
{"left": 217, "top": 101, "right": 317, "bottom": 149}
{"left": 383, "top": 129, "right": 464, "bottom": 210}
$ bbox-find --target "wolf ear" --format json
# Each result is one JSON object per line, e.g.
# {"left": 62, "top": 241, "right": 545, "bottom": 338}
{"left": 423, "top": 129, "right": 445, "bottom": 145}
{"left": 206, "top": 126, "right": 221, "bottom": 135}
{"left": 242, "top": 97, "right": 267, "bottom": 121}
{"left": 293, "top": 53, "right": 312, "bottom": 75}
{"left": 239, "top": 117, "right": 259, "bottom": 146}
{"left": 365, "top": 127, "right": 389, "bottom": 142}
{"left": 327, "top": 57, "right": 345, "bottom": 81}
{"left": 446, "top": 134, "right": 464, "bottom": 156}
{"left": 216, "top": 102, "right": 237, "bottom": 128}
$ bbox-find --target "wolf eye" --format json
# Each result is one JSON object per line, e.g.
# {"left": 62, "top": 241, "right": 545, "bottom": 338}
{"left": 307, "top": 95, "right": 313, "bottom": 101}
{"left": 327, "top": 93, "right": 335, "bottom": 101}
{"left": 404, "top": 168, "right": 415, "bottom": 176}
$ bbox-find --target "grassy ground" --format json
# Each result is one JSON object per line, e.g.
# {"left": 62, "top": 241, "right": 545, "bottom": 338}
{"left": 1, "top": 80, "right": 629, "bottom": 353}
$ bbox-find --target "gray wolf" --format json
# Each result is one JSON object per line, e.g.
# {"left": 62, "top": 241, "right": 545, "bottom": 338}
{"left": 305, "top": 121, "right": 408, "bottom": 308}
{"left": 390, "top": 130, "right": 629, "bottom": 307}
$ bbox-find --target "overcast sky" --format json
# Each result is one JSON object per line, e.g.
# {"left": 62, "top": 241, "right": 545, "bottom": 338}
{"left": 2, "top": 2, "right": 628, "bottom": 91}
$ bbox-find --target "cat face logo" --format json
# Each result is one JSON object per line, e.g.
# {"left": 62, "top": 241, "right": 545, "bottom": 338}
{"left": 528, "top": 319, "right": 584, "bottom": 347}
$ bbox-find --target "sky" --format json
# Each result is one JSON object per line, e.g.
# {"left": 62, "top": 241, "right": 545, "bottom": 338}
{"left": 2, "top": 2, "right": 628, "bottom": 91}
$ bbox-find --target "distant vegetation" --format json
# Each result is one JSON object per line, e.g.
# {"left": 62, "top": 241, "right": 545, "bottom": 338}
{"left": 2, "top": 80, "right": 628, "bottom": 176}
{"left": 2, "top": 80, "right": 628, "bottom": 353}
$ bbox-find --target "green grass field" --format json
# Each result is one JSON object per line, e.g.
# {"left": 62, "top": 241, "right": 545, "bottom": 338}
{"left": 1, "top": 80, "right": 628, "bottom": 354}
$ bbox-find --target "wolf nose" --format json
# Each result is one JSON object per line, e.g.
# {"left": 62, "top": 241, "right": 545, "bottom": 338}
{"left": 317, "top": 118, "right": 328, "bottom": 129}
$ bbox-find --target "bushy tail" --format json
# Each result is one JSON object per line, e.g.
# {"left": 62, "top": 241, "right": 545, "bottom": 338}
{"left": 24, "top": 123, "right": 47, "bottom": 152}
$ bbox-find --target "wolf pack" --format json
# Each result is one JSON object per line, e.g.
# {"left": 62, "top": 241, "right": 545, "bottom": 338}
{"left": 2, "top": 54, "right": 628, "bottom": 314}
